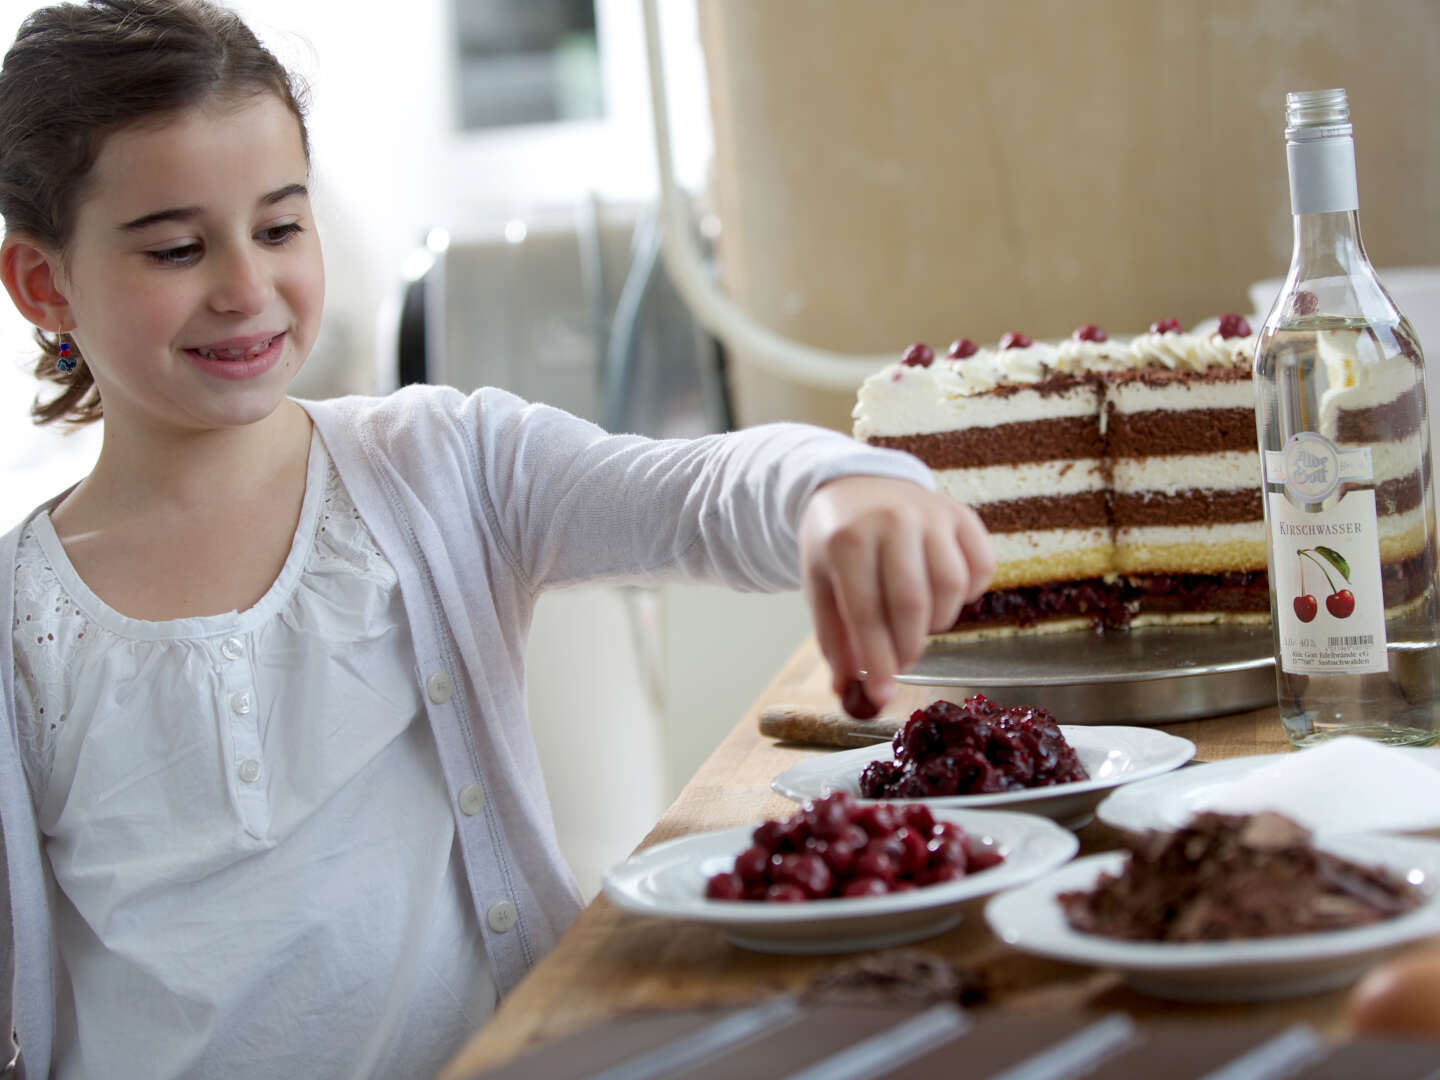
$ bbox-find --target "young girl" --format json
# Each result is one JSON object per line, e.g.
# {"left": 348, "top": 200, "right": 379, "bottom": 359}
{"left": 0, "top": 2, "right": 992, "bottom": 1077}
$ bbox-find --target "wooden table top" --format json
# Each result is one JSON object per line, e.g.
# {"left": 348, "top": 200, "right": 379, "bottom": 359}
{"left": 440, "top": 638, "right": 1350, "bottom": 1080}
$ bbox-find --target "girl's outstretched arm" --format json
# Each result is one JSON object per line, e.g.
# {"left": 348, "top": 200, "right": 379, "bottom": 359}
{"left": 798, "top": 476, "right": 995, "bottom": 713}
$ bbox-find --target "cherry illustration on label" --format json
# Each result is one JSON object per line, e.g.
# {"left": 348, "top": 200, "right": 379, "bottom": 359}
{"left": 1295, "top": 545, "right": 1355, "bottom": 622}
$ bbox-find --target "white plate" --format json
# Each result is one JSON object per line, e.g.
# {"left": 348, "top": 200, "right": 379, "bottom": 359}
{"left": 1096, "top": 748, "right": 1440, "bottom": 836}
{"left": 984, "top": 833, "right": 1440, "bottom": 1001}
{"left": 770, "top": 727, "right": 1196, "bottom": 830}
{"left": 602, "top": 809, "right": 1078, "bottom": 954}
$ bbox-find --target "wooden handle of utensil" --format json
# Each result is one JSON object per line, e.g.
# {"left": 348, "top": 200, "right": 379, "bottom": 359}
{"left": 758, "top": 704, "right": 900, "bottom": 748}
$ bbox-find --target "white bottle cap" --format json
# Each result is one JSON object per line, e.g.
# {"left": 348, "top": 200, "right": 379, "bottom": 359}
{"left": 1285, "top": 89, "right": 1359, "bottom": 215}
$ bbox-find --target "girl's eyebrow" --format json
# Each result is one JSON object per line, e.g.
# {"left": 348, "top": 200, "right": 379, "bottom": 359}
{"left": 117, "top": 182, "right": 310, "bottom": 232}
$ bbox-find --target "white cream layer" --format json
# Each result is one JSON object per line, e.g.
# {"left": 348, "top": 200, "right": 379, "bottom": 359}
{"left": 1111, "top": 450, "right": 1261, "bottom": 495}
{"left": 1356, "top": 430, "right": 1429, "bottom": 487}
{"left": 853, "top": 366, "right": 1097, "bottom": 438}
{"left": 991, "top": 526, "right": 1109, "bottom": 562}
{"left": 1115, "top": 521, "right": 1266, "bottom": 546}
{"left": 935, "top": 460, "right": 1106, "bottom": 505}
{"left": 1317, "top": 327, "right": 1420, "bottom": 418}
{"left": 1105, "top": 376, "right": 1255, "bottom": 415}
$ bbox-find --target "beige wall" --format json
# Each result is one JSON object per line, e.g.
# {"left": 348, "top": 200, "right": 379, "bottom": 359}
{"left": 700, "top": 0, "right": 1440, "bottom": 430}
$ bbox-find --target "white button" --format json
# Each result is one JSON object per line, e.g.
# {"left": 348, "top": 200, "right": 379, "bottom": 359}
{"left": 458, "top": 784, "right": 486, "bottom": 816}
{"left": 220, "top": 637, "right": 245, "bottom": 661}
{"left": 237, "top": 758, "right": 261, "bottom": 784}
{"left": 425, "top": 671, "right": 454, "bottom": 705}
{"left": 230, "top": 691, "right": 253, "bottom": 716}
{"left": 487, "top": 901, "right": 517, "bottom": 934}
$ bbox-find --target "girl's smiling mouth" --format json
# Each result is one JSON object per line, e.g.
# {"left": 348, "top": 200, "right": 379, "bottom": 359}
{"left": 184, "top": 332, "right": 286, "bottom": 380}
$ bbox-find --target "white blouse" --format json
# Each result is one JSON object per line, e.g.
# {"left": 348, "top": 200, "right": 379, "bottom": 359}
{"left": 12, "top": 430, "right": 497, "bottom": 1080}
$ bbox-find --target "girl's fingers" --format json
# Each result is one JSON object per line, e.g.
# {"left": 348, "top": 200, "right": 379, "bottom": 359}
{"left": 923, "top": 525, "right": 972, "bottom": 635}
{"left": 828, "top": 534, "right": 899, "bottom": 707}
{"left": 806, "top": 564, "right": 859, "bottom": 698}
{"left": 951, "top": 503, "right": 996, "bottom": 602}
{"left": 880, "top": 527, "right": 932, "bottom": 672}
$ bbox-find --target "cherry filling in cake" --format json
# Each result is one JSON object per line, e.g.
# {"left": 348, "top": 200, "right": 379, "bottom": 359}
{"left": 958, "top": 571, "right": 1271, "bottom": 633}
{"left": 859, "top": 695, "right": 1087, "bottom": 798}
{"left": 704, "top": 791, "right": 1004, "bottom": 902}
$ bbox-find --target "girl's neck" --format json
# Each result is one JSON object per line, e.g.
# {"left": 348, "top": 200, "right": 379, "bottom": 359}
{"left": 71, "top": 400, "right": 312, "bottom": 521}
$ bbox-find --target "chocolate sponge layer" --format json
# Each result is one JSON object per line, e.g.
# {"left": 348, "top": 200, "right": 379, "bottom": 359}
{"left": 976, "top": 492, "right": 1109, "bottom": 533}
{"left": 1334, "top": 385, "right": 1424, "bottom": 443}
{"left": 1112, "top": 488, "right": 1263, "bottom": 527}
{"left": 868, "top": 415, "right": 1104, "bottom": 469}
{"left": 1106, "top": 407, "right": 1258, "bottom": 457}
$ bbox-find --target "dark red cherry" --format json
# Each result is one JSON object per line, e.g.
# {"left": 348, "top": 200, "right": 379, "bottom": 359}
{"left": 947, "top": 338, "right": 978, "bottom": 359}
{"left": 1293, "top": 594, "right": 1319, "bottom": 623}
{"left": 1073, "top": 324, "right": 1108, "bottom": 343}
{"left": 841, "top": 876, "right": 890, "bottom": 898}
{"left": 900, "top": 342, "right": 934, "bottom": 368}
{"left": 999, "top": 331, "right": 1032, "bottom": 350}
{"left": 1326, "top": 589, "right": 1356, "bottom": 619}
{"left": 842, "top": 678, "right": 880, "bottom": 720}
{"left": 1216, "top": 313, "right": 1252, "bottom": 339}
{"left": 705, "top": 872, "right": 745, "bottom": 900}
{"left": 1149, "top": 317, "right": 1183, "bottom": 335}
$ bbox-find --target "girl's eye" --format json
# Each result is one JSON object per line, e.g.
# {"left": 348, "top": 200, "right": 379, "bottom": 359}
{"left": 258, "top": 222, "right": 304, "bottom": 246}
{"left": 145, "top": 243, "right": 201, "bottom": 267}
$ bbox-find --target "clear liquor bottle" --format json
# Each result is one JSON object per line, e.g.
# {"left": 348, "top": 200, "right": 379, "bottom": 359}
{"left": 1254, "top": 88, "right": 1440, "bottom": 747}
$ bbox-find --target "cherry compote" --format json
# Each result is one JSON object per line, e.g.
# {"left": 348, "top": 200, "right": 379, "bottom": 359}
{"left": 703, "top": 791, "right": 1003, "bottom": 902}
{"left": 859, "top": 695, "right": 1087, "bottom": 798}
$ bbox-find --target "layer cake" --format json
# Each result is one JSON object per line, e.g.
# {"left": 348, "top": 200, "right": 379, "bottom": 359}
{"left": 1315, "top": 326, "right": 1436, "bottom": 613}
{"left": 853, "top": 319, "right": 1270, "bottom": 636}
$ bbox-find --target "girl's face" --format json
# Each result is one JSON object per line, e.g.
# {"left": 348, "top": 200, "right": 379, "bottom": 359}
{"left": 58, "top": 92, "right": 323, "bottom": 436}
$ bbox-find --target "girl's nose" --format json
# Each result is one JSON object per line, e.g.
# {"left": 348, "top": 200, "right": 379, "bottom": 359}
{"left": 208, "top": 246, "right": 272, "bottom": 315}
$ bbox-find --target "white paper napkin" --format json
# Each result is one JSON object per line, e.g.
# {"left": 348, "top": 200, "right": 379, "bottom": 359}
{"left": 1194, "top": 737, "right": 1440, "bottom": 835}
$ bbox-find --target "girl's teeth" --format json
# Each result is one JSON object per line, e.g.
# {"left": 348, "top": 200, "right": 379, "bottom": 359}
{"left": 196, "top": 338, "right": 273, "bottom": 360}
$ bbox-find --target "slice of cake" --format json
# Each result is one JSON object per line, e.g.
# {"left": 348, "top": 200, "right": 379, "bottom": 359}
{"left": 854, "top": 334, "right": 1110, "bottom": 636}
{"left": 852, "top": 318, "right": 1270, "bottom": 637}
{"left": 1316, "top": 326, "right": 1436, "bottom": 614}
{"left": 1107, "top": 316, "right": 1269, "bottom": 627}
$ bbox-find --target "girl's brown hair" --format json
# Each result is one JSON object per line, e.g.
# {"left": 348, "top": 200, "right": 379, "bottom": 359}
{"left": 0, "top": 0, "right": 310, "bottom": 425}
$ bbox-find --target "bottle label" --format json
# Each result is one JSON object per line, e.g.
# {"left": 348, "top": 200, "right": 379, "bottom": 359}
{"left": 1266, "top": 434, "right": 1388, "bottom": 674}
{"left": 1287, "top": 136, "right": 1359, "bottom": 215}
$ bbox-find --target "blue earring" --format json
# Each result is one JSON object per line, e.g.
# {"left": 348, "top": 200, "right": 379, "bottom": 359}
{"left": 56, "top": 342, "right": 75, "bottom": 373}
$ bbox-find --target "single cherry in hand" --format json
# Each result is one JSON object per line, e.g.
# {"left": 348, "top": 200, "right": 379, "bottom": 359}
{"left": 842, "top": 678, "right": 880, "bottom": 720}
{"left": 1293, "top": 594, "right": 1319, "bottom": 623}
{"left": 1327, "top": 589, "right": 1356, "bottom": 619}
{"left": 900, "top": 343, "right": 934, "bottom": 368}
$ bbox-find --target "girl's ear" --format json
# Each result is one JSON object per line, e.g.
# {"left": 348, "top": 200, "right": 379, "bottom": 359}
{"left": 0, "top": 233, "right": 73, "bottom": 332}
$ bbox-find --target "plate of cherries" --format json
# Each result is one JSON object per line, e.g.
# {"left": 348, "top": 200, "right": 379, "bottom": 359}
{"left": 601, "top": 791, "right": 1077, "bottom": 953}
{"left": 772, "top": 696, "right": 1196, "bottom": 830}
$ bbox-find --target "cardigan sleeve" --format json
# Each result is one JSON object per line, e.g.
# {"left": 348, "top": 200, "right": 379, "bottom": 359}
{"left": 453, "top": 386, "right": 935, "bottom": 593}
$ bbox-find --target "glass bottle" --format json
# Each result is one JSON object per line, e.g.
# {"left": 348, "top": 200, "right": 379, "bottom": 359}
{"left": 1255, "top": 88, "right": 1440, "bottom": 748}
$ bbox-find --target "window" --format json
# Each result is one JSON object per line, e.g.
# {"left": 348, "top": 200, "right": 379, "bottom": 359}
{"left": 453, "top": 0, "right": 604, "bottom": 130}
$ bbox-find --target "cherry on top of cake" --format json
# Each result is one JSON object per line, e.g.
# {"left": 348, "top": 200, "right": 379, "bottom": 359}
{"left": 883, "top": 315, "right": 1257, "bottom": 390}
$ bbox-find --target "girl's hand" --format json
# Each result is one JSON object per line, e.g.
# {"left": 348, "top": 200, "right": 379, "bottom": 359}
{"left": 798, "top": 476, "right": 995, "bottom": 715}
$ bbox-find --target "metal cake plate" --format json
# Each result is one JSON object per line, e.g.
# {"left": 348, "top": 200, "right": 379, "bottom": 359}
{"left": 895, "top": 624, "right": 1276, "bottom": 725}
